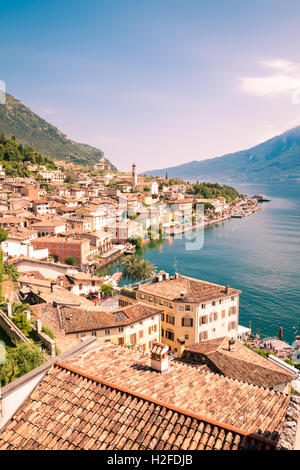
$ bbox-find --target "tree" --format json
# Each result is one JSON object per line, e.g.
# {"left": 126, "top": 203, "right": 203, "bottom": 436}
{"left": 0, "top": 342, "right": 45, "bottom": 385}
{"left": 122, "top": 255, "right": 156, "bottom": 285}
{"left": 65, "top": 175, "right": 74, "bottom": 185}
{"left": 129, "top": 236, "right": 143, "bottom": 250}
{"left": 3, "top": 264, "right": 19, "bottom": 282}
{"left": 0, "top": 301, "right": 32, "bottom": 317}
{"left": 138, "top": 259, "right": 156, "bottom": 282}
{"left": 101, "top": 283, "right": 115, "bottom": 297}
{"left": 65, "top": 256, "right": 77, "bottom": 266}
{"left": 122, "top": 255, "right": 142, "bottom": 285}
{"left": 11, "top": 313, "right": 32, "bottom": 337}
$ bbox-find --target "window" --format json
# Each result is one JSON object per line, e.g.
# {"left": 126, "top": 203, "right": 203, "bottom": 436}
{"left": 161, "top": 313, "right": 165, "bottom": 322}
{"left": 179, "top": 306, "right": 184, "bottom": 311}
{"left": 221, "top": 310, "right": 226, "bottom": 319}
{"left": 181, "top": 318, "right": 193, "bottom": 327}
{"left": 185, "top": 305, "right": 191, "bottom": 311}
{"left": 219, "top": 300, "right": 222, "bottom": 304}
{"left": 199, "top": 331, "right": 208, "bottom": 341}
{"left": 212, "top": 301, "right": 216, "bottom": 306}
{"left": 213, "top": 312, "right": 218, "bottom": 321}
{"left": 229, "top": 306, "right": 237, "bottom": 316}
{"left": 105, "top": 328, "right": 110, "bottom": 335}
{"left": 166, "top": 314, "right": 175, "bottom": 325}
{"left": 231, "top": 296, "right": 235, "bottom": 301}
{"left": 200, "top": 315, "right": 208, "bottom": 325}
{"left": 139, "top": 330, "right": 143, "bottom": 338}
{"left": 130, "top": 333, "right": 137, "bottom": 345}
{"left": 228, "top": 321, "right": 236, "bottom": 331}
{"left": 201, "top": 304, "right": 206, "bottom": 309}
{"left": 161, "top": 328, "right": 165, "bottom": 337}
{"left": 185, "top": 334, "right": 189, "bottom": 340}
{"left": 166, "top": 330, "right": 174, "bottom": 341}
{"left": 118, "top": 337, "right": 124, "bottom": 345}
{"left": 92, "top": 330, "right": 97, "bottom": 336}
{"left": 118, "top": 327, "right": 123, "bottom": 332}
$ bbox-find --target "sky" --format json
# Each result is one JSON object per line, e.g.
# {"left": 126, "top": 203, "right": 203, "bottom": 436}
{"left": 1, "top": 0, "right": 300, "bottom": 171}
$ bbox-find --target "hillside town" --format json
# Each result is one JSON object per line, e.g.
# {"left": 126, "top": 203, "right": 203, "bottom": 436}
{"left": 0, "top": 154, "right": 299, "bottom": 452}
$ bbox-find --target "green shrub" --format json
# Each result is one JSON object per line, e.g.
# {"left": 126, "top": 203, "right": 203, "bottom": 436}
{"left": 65, "top": 256, "right": 77, "bottom": 266}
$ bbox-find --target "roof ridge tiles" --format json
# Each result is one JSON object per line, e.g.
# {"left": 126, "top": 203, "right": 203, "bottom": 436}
{"left": 54, "top": 360, "right": 277, "bottom": 448}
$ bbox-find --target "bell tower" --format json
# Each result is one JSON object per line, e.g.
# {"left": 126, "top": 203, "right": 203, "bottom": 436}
{"left": 131, "top": 163, "right": 137, "bottom": 190}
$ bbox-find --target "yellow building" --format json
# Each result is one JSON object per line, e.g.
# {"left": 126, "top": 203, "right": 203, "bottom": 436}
{"left": 119, "top": 272, "right": 243, "bottom": 352}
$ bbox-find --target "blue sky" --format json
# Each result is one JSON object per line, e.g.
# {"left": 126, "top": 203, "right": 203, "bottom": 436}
{"left": 1, "top": 0, "right": 300, "bottom": 171}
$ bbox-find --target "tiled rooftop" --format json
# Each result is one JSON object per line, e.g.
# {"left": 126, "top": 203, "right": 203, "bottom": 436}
{"left": 0, "top": 363, "right": 276, "bottom": 450}
{"left": 138, "top": 274, "right": 241, "bottom": 303}
{"left": 32, "top": 302, "right": 162, "bottom": 334}
{"left": 62, "top": 343, "right": 290, "bottom": 437}
{"left": 183, "top": 337, "right": 294, "bottom": 388}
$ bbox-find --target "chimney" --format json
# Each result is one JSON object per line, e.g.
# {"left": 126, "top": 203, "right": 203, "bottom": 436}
{"left": 228, "top": 338, "right": 236, "bottom": 352}
{"left": 151, "top": 342, "right": 169, "bottom": 373}
{"left": 225, "top": 284, "right": 230, "bottom": 294}
{"left": 174, "top": 272, "right": 179, "bottom": 280}
{"left": 296, "top": 336, "right": 300, "bottom": 350}
{"left": 278, "top": 326, "right": 283, "bottom": 341}
{"left": 164, "top": 272, "right": 169, "bottom": 280}
{"left": 180, "top": 291, "right": 185, "bottom": 299}
{"left": 50, "top": 281, "right": 56, "bottom": 293}
{"left": 177, "top": 337, "right": 186, "bottom": 358}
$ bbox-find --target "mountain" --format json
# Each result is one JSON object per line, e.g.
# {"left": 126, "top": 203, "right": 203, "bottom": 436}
{"left": 145, "top": 127, "right": 300, "bottom": 182}
{"left": 0, "top": 94, "right": 116, "bottom": 168}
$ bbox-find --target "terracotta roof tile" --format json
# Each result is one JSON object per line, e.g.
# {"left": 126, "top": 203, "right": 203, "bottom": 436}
{"left": 0, "top": 361, "right": 277, "bottom": 450}
{"left": 183, "top": 337, "right": 294, "bottom": 387}
{"left": 61, "top": 343, "right": 290, "bottom": 436}
{"left": 138, "top": 274, "right": 241, "bottom": 303}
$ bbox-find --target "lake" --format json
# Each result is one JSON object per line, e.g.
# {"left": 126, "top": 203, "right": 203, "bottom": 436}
{"left": 104, "top": 181, "right": 300, "bottom": 345}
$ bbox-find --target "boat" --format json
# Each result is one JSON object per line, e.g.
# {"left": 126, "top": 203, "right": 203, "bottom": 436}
{"left": 253, "top": 194, "right": 271, "bottom": 202}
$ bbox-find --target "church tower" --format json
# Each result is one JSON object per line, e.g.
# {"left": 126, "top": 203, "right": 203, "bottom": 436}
{"left": 131, "top": 163, "right": 137, "bottom": 190}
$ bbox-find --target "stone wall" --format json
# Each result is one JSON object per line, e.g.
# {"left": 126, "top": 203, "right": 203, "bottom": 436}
{"left": 30, "top": 321, "right": 56, "bottom": 358}
{"left": 0, "top": 310, "right": 29, "bottom": 344}
{"left": 277, "top": 395, "right": 300, "bottom": 450}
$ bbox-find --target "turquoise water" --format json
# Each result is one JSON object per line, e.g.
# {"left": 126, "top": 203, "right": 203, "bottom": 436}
{"left": 101, "top": 181, "right": 300, "bottom": 344}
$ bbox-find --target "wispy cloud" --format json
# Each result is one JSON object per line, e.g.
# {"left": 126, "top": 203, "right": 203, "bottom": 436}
{"left": 239, "top": 59, "right": 300, "bottom": 97}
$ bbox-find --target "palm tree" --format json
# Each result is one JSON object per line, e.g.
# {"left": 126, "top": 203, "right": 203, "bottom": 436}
{"left": 121, "top": 254, "right": 142, "bottom": 285}
{"left": 0, "top": 301, "right": 32, "bottom": 316}
{"left": 122, "top": 255, "right": 156, "bottom": 285}
{"left": 138, "top": 259, "right": 156, "bottom": 282}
